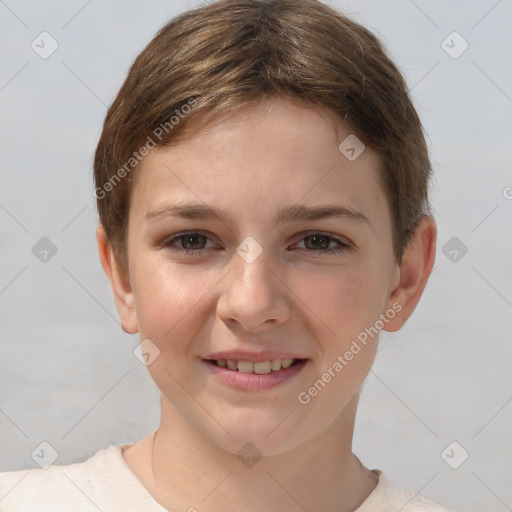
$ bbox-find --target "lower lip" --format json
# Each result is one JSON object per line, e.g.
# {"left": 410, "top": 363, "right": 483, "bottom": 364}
{"left": 202, "top": 359, "right": 308, "bottom": 391}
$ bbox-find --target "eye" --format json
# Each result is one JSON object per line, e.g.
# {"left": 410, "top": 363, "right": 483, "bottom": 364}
{"left": 161, "top": 231, "right": 351, "bottom": 257}
{"left": 293, "top": 233, "right": 351, "bottom": 255}
{"left": 162, "top": 232, "right": 217, "bottom": 255}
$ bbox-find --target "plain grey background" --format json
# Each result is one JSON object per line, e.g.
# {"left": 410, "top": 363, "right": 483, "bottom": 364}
{"left": 1, "top": 1, "right": 511, "bottom": 510}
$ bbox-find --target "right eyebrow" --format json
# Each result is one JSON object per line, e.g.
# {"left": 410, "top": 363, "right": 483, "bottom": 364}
{"left": 145, "top": 203, "right": 229, "bottom": 223}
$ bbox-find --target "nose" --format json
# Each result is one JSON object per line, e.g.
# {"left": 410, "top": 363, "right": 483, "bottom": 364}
{"left": 216, "top": 246, "right": 290, "bottom": 333}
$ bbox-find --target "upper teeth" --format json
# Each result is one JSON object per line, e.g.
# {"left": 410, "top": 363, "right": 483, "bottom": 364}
{"left": 216, "top": 358, "right": 296, "bottom": 374}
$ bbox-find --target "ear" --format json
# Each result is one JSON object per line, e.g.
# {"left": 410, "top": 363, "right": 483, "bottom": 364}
{"left": 96, "top": 224, "right": 138, "bottom": 334}
{"left": 382, "top": 215, "right": 437, "bottom": 332}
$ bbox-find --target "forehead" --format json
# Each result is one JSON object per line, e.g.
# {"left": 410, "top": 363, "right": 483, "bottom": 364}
{"left": 131, "top": 98, "right": 389, "bottom": 229}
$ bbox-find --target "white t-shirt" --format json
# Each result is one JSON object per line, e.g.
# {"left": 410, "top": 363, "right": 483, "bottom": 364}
{"left": 0, "top": 444, "right": 454, "bottom": 511}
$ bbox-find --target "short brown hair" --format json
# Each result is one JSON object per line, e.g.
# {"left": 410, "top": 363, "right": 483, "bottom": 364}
{"left": 94, "top": 0, "right": 433, "bottom": 272}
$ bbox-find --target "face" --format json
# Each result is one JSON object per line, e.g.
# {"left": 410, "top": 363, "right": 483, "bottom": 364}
{"left": 123, "top": 98, "right": 400, "bottom": 455}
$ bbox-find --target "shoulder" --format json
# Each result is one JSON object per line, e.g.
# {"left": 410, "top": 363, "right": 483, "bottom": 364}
{"left": 0, "top": 445, "right": 121, "bottom": 511}
{"left": 358, "top": 470, "right": 455, "bottom": 512}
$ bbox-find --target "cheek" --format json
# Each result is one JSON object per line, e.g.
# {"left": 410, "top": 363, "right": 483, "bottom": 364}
{"left": 290, "top": 261, "right": 387, "bottom": 342}
{"left": 292, "top": 267, "right": 384, "bottom": 416}
{"left": 132, "top": 261, "right": 216, "bottom": 396}
{"left": 132, "top": 259, "right": 211, "bottom": 346}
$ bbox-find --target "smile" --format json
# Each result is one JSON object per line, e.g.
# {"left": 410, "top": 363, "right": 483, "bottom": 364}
{"left": 212, "top": 358, "right": 298, "bottom": 373}
{"left": 202, "top": 357, "right": 309, "bottom": 391}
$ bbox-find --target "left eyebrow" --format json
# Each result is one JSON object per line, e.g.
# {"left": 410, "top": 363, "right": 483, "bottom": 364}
{"left": 145, "top": 202, "right": 372, "bottom": 229}
{"left": 271, "top": 204, "right": 372, "bottom": 228}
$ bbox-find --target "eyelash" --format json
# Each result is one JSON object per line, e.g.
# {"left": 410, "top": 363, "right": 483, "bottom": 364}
{"left": 161, "top": 232, "right": 351, "bottom": 256}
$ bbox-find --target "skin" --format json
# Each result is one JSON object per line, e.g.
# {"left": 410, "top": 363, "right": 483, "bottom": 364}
{"left": 97, "top": 97, "right": 436, "bottom": 512}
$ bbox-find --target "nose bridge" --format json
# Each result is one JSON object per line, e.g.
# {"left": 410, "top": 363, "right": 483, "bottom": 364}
{"left": 231, "top": 240, "right": 277, "bottom": 301}
{"left": 217, "top": 238, "right": 289, "bottom": 330}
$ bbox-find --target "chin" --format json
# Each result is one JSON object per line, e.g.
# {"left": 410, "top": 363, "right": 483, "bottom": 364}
{"left": 200, "top": 410, "right": 305, "bottom": 457}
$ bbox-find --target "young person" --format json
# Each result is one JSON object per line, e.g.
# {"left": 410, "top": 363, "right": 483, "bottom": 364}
{"left": 0, "top": 1, "right": 453, "bottom": 510}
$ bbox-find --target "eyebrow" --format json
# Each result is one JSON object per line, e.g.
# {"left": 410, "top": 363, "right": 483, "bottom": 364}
{"left": 145, "top": 202, "right": 372, "bottom": 228}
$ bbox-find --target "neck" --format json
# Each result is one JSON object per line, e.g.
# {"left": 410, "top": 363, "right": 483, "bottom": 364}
{"left": 139, "top": 394, "right": 378, "bottom": 512}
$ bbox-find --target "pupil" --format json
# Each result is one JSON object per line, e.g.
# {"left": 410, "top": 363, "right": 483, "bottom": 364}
{"left": 307, "top": 235, "right": 329, "bottom": 250}
{"left": 184, "top": 234, "right": 204, "bottom": 249}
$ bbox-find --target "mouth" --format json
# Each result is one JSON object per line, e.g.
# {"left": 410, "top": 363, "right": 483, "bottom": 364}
{"left": 201, "top": 353, "right": 309, "bottom": 391}
{"left": 204, "top": 357, "right": 304, "bottom": 374}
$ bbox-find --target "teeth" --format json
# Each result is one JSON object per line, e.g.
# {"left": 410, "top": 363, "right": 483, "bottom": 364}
{"left": 217, "top": 358, "right": 298, "bottom": 372}
{"left": 237, "top": 361, "right": 254, "bottom": 373}
{"left": 271, "top": 359, "right": 281, "bottom": 371}
{"left": 254, "top": 361, "right": 271, "bottom": 374}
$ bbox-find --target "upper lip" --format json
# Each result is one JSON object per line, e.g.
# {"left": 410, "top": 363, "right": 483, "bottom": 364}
{"left": 202, "top": 350, "right": 308, "bottom": 362}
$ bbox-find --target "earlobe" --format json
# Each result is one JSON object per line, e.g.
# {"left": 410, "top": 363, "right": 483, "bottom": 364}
{"left": 96, "top": 225, "right": 139, "bottom": 334}
{"left": 382, "top": 215, "right": 437, "bottom": 332}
